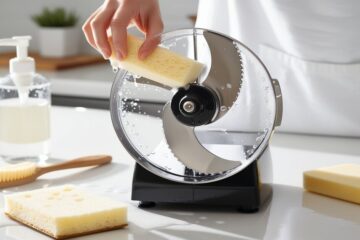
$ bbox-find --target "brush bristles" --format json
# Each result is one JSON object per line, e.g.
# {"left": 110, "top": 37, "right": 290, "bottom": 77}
{"left": 0, "top": 162, "right": 37, "bottom": 182}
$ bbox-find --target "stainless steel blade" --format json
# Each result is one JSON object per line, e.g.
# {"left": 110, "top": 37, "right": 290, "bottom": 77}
{"left": 200, "top": 31, "right": 243, "bottom": 121}
{"left": 128, "top": 76, "right": 172, "bottom": 90}
{"left": 163, "top": 103, "right": 241, "bottom": 174}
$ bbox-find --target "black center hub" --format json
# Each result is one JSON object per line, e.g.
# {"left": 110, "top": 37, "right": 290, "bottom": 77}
{"left": 171, "top": 84, "right": 218, "bottom": 126}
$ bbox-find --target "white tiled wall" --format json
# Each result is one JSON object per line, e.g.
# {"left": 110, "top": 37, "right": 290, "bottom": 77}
{"left": 0, "top": 0, "right": 198, "bottom": 54}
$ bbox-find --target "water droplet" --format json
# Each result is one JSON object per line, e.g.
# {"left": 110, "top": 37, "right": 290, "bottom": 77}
{"left": 220, "top": 106, "right": 227, "bottom": 112}
{"left": 246, "top": 149, "right": 254, "bottom": 156}
{"left": 226, "top": 83, "right": 232, "bottom": 88}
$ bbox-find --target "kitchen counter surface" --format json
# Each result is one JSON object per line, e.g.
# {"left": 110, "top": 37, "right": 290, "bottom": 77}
{"left": 0, "top": 106, "right": 359, "bottom": 240}
{"left": 0, "top": 64, "right": 113, "bottom": 99}
{"left": 0, "top": 64, "right": 168, "bottom": 103}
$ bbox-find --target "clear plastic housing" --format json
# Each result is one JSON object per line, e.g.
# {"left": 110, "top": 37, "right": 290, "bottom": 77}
{"left": 0, "top": 73, "right": 51, "bottom": 162}
{"left": 110, "top": 29, "right": 278, "bottom": 183}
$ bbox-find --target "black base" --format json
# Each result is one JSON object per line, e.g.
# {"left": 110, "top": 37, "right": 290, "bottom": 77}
{"left": 132, "top": 161, "right": 271, "bottom": 212}
{"left": 138, "top": 201, "right": 156, "bottom": 208}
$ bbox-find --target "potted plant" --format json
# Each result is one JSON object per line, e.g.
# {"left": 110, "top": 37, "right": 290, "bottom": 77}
{"left": 32, "top": 8, "right": 80, "bottom": 58}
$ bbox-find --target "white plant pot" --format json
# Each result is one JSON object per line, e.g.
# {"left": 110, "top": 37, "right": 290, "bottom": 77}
{"left": 38, "top": 27, "right": 80, "bottom": 58}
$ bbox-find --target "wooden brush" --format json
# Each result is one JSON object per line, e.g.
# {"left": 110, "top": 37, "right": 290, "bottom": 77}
{"left": 0, "top": 155, "right": 112, "bottom": 188}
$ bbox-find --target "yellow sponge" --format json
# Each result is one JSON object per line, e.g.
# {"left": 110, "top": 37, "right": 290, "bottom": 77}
{"left": 109, "top": 35, "right": 204, "bottom": 88}
{"left": 4, "top": 185, "right": 127, "bottom": 239}
{"left": 303, "top": 164, "right": 360, "bottom": 204}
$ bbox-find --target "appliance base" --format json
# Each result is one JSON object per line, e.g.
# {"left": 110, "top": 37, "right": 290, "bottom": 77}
{"left": 131, "top": 161, "right": 272, "bottom": 213}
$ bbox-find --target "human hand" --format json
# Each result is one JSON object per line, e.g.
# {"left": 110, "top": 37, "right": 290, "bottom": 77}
{"left": 82, "top": 0, "right": 163, "bottom": 60}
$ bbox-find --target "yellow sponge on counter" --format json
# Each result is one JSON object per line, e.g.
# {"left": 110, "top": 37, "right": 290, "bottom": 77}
{"left": 4, "top": 185, "right": 127, "bottom": 239}
{"left": 303, "top": 164, "right": 360, "bottom": 205}
{"left": 109, "top": 35, "right": 204, "bottom": 88}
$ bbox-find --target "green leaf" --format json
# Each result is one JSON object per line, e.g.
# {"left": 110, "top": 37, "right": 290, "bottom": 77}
{"left": 32, "top": 7, "right": 79, "bottom": 27}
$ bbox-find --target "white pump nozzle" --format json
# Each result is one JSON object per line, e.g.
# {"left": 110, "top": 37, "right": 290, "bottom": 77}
{"left": 0, "top": 36, "right": 35, "bottom": 75}
{"left": 12, "top": 36, "right": 31, "bottom": 60}
{"left": 0, "top": 36, "right": 35, "bottom": 102}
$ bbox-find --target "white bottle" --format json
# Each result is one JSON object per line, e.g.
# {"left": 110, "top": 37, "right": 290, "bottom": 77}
{"left": 0, "top": 36, "right": 51, "bottom": 162}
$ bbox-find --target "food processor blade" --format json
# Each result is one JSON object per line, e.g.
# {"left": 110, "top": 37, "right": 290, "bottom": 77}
{"left": 200, "top": 31, "right": 243, "bottom": 121}
{"left": 163, "top": 103, "right": 241, "bottom": 174}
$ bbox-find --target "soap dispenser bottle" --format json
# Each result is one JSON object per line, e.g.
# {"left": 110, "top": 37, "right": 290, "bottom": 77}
{"left": 0, "top": 36, "right": 51, "bottom": 162}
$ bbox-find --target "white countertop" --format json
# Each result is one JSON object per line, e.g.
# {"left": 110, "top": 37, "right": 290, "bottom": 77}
{"left": 0, "top": 106, "right": 359, "bottom": 240}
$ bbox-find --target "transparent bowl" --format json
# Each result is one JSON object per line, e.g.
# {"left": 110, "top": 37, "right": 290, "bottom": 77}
{"left": 110, "top": 28, "right": 281, "bottom": 184}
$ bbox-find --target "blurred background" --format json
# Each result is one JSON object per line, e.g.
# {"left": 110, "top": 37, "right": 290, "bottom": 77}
{"left": 0, "top": 0, "right": 198, "bottom": 54}
{"left": 0, "top": 0, "right": 198, "bottom": 109}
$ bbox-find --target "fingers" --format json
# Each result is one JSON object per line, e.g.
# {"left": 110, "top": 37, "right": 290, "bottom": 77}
{"left": 110, "top": 5, "right": 134, "bottom": 60}
{"left": 82, "top": 7, "right": 101, "bottom": 49}
{"left": 83, "top": 0, "right": 164, "bottom": 61}
{"left": 138, "top": 8, "right": 164, "bottom": 60}
{"left": 82, "top": 1, "right": 117, "bottom": 59}
{"left": 132, "top": 16, "right": 146, "bottom": 33}
{"left": 91, "top": 4, "right": 117, "bottom": 58}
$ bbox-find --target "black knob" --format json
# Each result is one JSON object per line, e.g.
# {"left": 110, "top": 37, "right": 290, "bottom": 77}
{"left": 171, "top": 84, "right": 218, "bottom": 126}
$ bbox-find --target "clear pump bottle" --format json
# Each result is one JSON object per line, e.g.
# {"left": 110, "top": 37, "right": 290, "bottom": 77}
{"left": 0, "top": 36, "right": 51, "bottom": 162}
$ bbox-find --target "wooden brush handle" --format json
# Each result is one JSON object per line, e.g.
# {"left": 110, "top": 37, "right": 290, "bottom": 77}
{"left": 38, "top": 155, "right": 112, "bottom": 175}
